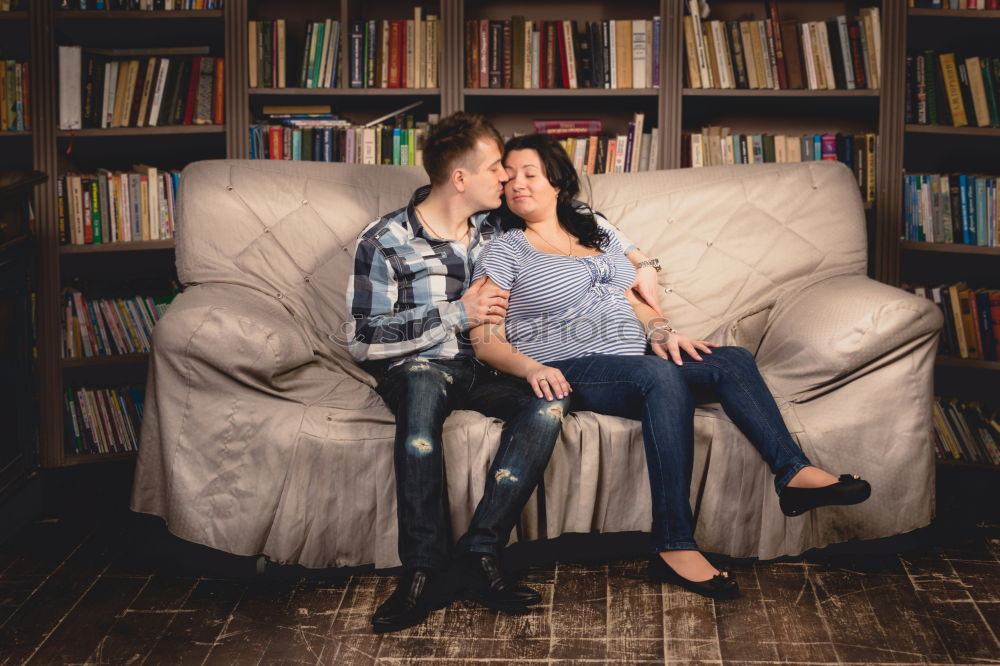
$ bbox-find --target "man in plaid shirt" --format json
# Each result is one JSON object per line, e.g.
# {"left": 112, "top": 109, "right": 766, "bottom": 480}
{"left": 347, "top": 113, "right": 659, "bottom": 633}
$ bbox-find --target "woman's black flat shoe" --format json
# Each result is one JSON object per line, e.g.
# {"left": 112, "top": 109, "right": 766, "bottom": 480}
{"left": 779, "top": 474, "right": 872, "bottom": 517}
{"left": 647, "top": 556, "right": 740, "bottom": 600}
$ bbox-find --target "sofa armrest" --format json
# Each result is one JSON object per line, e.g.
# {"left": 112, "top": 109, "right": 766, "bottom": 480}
{"left": 153, "top": 282, "right": 321, "bottom": 396}
{"left": 756, "top": 275, "right": 943, "bottom": 401}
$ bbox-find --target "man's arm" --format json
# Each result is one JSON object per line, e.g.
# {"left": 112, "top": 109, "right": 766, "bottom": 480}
{"left": 346, "top": 238, "right": 468, "bottom": 362}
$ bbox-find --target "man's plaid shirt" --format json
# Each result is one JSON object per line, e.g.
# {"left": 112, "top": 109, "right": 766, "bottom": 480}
{"left": 346, "top": 185, "right": 634, "bottom": 368}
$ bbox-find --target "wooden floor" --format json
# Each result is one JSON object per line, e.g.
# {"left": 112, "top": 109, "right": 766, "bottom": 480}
{"left": 0, "top": 506, "right": 998, "bottom": 666}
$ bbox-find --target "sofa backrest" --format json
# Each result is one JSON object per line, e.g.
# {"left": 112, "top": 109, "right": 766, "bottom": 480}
{"left": 176, "top": 160, "right": 429, "bottom": 365}
{"left": 583, "top": 161, "right": 867, "bottom": 337}
{"left": 175, "top": 160, "right": 867, "bottom": 363}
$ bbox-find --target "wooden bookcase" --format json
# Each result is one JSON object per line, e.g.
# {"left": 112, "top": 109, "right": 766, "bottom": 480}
{"left": 892, "top": 7, "right": 1000, "bottom": 470}
{"left": 19, "top": 0, "right": 995, "bottom": 470}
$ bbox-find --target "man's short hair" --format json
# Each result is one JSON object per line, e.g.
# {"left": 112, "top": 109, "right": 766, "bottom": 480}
{"left": 423, "top": 112, "right": 504, "bottom": 186}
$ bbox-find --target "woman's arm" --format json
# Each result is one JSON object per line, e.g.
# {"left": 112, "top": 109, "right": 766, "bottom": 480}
{"left": 469, "top": 281, "right": 571, "bottom": 401}
{"left": 625, "top": 289, "right": 717, "bottom": 366}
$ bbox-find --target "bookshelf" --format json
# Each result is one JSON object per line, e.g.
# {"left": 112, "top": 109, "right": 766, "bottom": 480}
{"left": 891, "top": 6, "right": 1000, "bottom": 470}
{"left": 18, "top": 0, "right": 995, "bottom": 470}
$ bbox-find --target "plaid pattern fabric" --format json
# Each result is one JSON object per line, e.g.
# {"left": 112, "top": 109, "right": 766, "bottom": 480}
{"left": 347, "top": 186, "right": 499, "bottom": 366}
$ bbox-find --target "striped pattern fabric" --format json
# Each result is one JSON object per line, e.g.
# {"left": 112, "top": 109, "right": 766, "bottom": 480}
{"left": 472, "top": 223, "right": 647, "bottom": 364}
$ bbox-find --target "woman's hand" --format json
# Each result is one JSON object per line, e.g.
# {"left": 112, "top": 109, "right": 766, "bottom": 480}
{"left": 630, "top": 265, "right": 664, "bottom": 317}
{"left": 525, "top": 363, "right": 571, "bottom": 401}
{"left": 649, "top": 329, "right": 717, "bottom": 366}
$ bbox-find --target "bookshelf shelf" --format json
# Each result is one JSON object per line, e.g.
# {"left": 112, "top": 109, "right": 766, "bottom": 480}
{"left": 900, "top": 241, "right": 1000, "bottom": 257}
{"left": 908, "top": 9, "right": 1000, "bottom": 19}
{"left": 936, "top": 458, "right": 1000, "bottom": 471}
{"left": 63, "top": 451, "right": 137, "bottom": 467}
{"left": 935, "top": 356, "right": 1000, "bottom": 372}
{"left": 0, "top": 11, "right": 27, "bottom": 20}
{"left": 59, "top": 240, "right": 175, "bottom": 254}
{"left": 249, "top": 88, "right": 441, "bottom": 96}
{"left": 905, "top": 124, "right": 1000, "bottom": 137}
{"left": 55, "top": 126, "right": 225, "bottom": 137}
{"left": 464, "top": 88, "right": 659, "bottom": 97}
{"left": 0, "top": 131, "right": 31, "bottom": 136}
{"left": 683, "top": 89, "right": 880, "bottom": 98}
{"left": 55, "top": 10, "right": 223, "bottom": 20}
{"left": 62, "top": 353, "right": 151, "bottom": 369}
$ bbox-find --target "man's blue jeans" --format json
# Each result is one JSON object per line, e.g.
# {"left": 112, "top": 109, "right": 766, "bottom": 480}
{"left": 549, "top": 346, "right": 811, "bottom": 552}
{"left": 378, "top": 357, "right": 569, "bottom": 571}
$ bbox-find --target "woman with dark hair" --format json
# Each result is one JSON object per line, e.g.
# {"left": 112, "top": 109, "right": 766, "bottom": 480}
{"left": 469, "top": 133, "right": 871, "bottom": 600}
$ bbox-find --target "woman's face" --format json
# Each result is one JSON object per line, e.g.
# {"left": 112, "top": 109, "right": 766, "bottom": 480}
{"left": 503, "top": 149, "right": 559, "bottom": 223}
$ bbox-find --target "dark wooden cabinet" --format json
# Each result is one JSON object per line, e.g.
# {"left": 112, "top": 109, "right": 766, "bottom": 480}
{"left": 0, "top": 171, "right": 45, "bottom": 539}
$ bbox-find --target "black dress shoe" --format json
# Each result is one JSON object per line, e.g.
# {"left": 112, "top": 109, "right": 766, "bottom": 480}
{"left": 779, "top": 474, "right": 872, "bottom": 517}
{"left": 648, "top": 555, "right": 740, "bottom": 600}
{"left": 371, "top": 568, "right": 451, "bottom": 634}
{"left": 458, "top": 552, "right": 540, "bottom": 614}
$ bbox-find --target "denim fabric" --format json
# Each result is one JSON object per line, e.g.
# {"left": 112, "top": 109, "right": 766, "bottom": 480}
{"left": 549, "top": 346, "right": 811, "bottom": 552}
{"left": 378, "top": 358, "right": 568, "bottom": 571}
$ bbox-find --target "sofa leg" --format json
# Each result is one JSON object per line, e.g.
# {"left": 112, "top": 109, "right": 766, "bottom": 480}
{"left": 255, "top": 555, "right": 267, "bottom": 575}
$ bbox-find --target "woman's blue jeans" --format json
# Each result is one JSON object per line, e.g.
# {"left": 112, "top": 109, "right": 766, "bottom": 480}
{"left": 549, "top": 346, "right": 811, "bottom": 552}
{"left": 378, "top": 357, "right": 569, "bottom": 571}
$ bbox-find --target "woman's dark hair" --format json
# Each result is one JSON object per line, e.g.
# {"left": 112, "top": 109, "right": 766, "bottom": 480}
{"left": 498, "top": 133, "right": 609, "bottom": 250}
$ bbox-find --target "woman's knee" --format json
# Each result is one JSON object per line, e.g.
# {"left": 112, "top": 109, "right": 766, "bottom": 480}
{"left": 712, "top": 345, "right": 756, "bottom": 368}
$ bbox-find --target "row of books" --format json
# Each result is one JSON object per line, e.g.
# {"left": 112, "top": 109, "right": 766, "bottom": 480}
{"left": 250, "top": 121, "right": 429, "bottom": 166}
{"left": 906, "top": 52, "right": 1000, "bottom": 128}
{"left": 61, "top": 289, "right": 170, "bottom": 359}
{"left": 932, "top": 398, "right": 1000, "bottom": 467}
{"left": 58, "top": 46, "right": 224, "bottom": 130}
{"left": 682, "top": 128, "right": 878, "bottom": 204}
{"left": 910, "top": 1, "right": 1000, "bottom": 8}
{"left": 465, "top": 18, "right": 660, "bottom": 90}
{"left": 58, "top": 1, "right": 223, "bottom": 9}
{"left": 348, "top": 11, "right": 440, "bottom": 89}
{"left": 684, "top": 1, "right": 881, "bottom": 90}
{"left": 535, "top": 116, "right": 659, "bottom": 174}
{"left": 57, "top": 167, "right": 180, "bottom": 246}
{"left": 903, "top": 173, "right": 997, "bottom": 247}
{"left": 64, "top": 386, "right": 144, "bottom": 456}
{"left": 0, "top": 1, "right": 24, "bottom": 11}
{"left": 0, "top": 61, "right": 29, "bottom": 131}
{"left": 905, "top": 283, "right": 1000, "bottom": 361}
{"left": 249, "top": 19, "right": 349, "bottom": 90}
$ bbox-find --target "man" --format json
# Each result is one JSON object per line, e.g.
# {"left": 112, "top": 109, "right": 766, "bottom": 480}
{"left": 347, "top": 112, "right": 660, "bottom": 633}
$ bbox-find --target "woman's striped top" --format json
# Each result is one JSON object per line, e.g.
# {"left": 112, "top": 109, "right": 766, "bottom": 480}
{"left": 472, "top": 221, "right": 647, "bottom": 364}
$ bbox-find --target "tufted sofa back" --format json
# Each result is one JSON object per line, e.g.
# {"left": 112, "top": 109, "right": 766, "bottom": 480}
{"left": 582, "top": 161, "right": 868, "bottom": 338}
{"left": 176, "top": 160, "right": 867, "bottom": 363}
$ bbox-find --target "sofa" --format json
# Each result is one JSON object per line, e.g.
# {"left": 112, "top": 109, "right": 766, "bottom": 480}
{"left": 130, "top": 159, "right": 943, "bottom": 569}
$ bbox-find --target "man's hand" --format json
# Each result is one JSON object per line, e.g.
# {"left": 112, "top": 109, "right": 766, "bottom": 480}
{"left": 631, "top": 265, "right": 664, "bottom": 317}
{"left": 461, "top": 277, "right": 510, "bottom": 327}
{"left": 649, "top": 329, "right": 717, "bottom": 366}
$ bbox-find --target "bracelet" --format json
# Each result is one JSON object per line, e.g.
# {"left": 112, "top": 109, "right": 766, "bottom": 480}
{"left": 646, "top": 323, "right": 677, "bottom": 341}
{"left": 635, "top": 258, "right": 661, "bottom": 272}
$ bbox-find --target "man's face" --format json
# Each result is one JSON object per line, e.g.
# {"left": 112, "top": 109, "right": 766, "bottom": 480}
{"left": 460, "top": 138, "right": 507, "bottom": 211}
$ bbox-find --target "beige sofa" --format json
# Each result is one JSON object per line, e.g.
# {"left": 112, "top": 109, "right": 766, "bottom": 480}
{"left": 131, "top": 159, "right": 943, "bottom": 569}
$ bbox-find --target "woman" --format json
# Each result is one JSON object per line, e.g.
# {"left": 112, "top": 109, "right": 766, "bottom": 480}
{"left": 469, "top": 133, "right": 871, "bottom": 600}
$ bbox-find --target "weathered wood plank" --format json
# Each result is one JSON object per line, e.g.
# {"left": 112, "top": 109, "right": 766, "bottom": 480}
{"left": 714, "top": 563, "right": 779, "bottom": 663}
{"left": 607, "top": 559, "right": 663, "bottom": 662}
{"left": 26, "top": 575, "right": 147, "bottom": 665}
{"left": 548, "top": 563, "right": 608, "bottom": 660}
{"left": 140, "top": 578, "right": 246, "bottom": 665}
{"left": 84, "top": 574, "right": 199, "bottom": 666}
{"left": 754, "top": 563, "right": 837, "bottom": 663}
{"left": 0, "top": 529, "right": 111, "bottom": 666}
{"left": 255, "top": 577, "right": 352, "bottom": 665}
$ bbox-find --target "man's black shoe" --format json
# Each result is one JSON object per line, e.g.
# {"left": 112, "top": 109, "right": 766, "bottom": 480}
{"left": 458, "top": 552, "right": 540, "bottom": 614}
{"left": 371, "top": 568, "right": 451, "bottom": 634}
